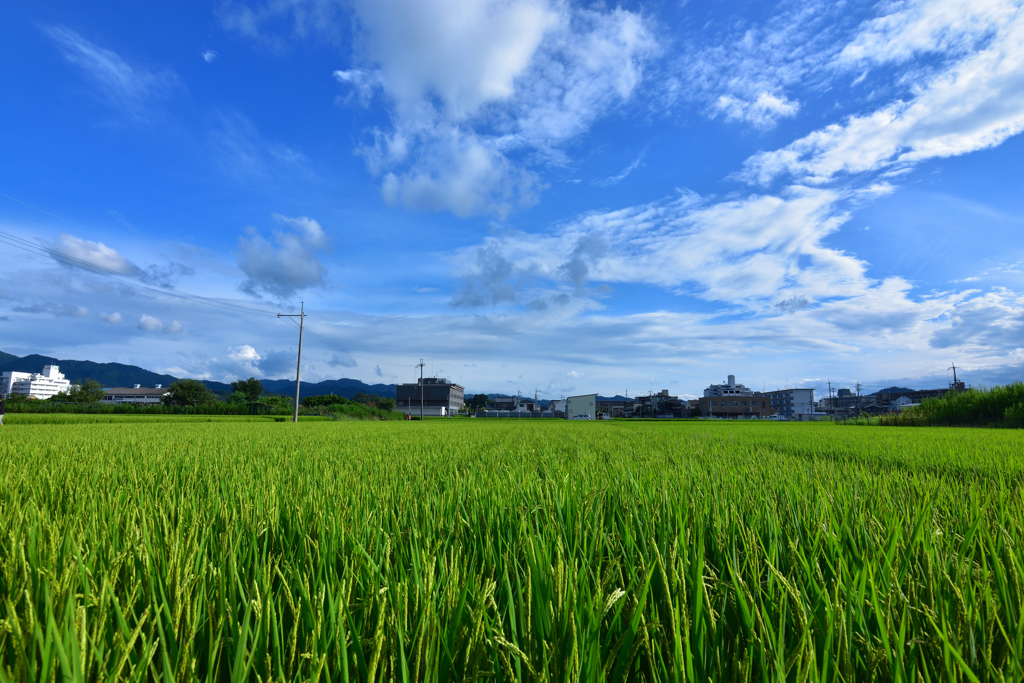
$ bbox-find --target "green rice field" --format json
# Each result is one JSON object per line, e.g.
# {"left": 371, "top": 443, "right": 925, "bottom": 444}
{"left": 1, "top": 417, "right": 1023, "bottom": 681}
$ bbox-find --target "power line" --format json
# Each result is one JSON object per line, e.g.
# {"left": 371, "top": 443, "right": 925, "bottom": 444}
{"left": 0, "top": 228, "right": 278, "bottom": 318}
{"left": 2, "top": 224, "right": 409, "bottom": 369}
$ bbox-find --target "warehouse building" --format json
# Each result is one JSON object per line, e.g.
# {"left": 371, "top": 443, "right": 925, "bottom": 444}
{"left": 566, "top": 393, "right": 597, "bottom": 419}
{"left": 102, "top": 384, "right": 171, "bottom": 404}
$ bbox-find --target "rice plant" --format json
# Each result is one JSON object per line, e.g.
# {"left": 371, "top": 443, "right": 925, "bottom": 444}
{"left": 1, "top": 418, "right": 1022, "bottom": 680}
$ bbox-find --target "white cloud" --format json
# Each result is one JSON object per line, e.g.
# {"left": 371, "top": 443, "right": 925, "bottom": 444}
{"left": 163, "top": 320, "right": 183, "bottom": 334}
{"left": 43, "top": 25, "right": 179, "bottom": 122}
{"left": 236, "top": 214, "right": 330, "bottom": 299}
{"left": 138, "top": 314, "right": 162, "bottom": 331}
{"left": 449, "top": 186, "right": 870, "bottom": 310}
{"left": 712, "top": 92, "right": 799, "bottom": 129}
{"left": 51, "top": 233, "right": 140, "bottom": 276}
{"left": 342, "top": 0, "right": 657, "bottom": 217}
{"left": 13, "top": 302, "right": 89, "bottom": 317}
{"left": 202, "top": 50, "right": 218, "bottom": 63}
{"left": 667, "top": 0, "right": 841, "bottom": 130}
{"left": 333, "top": 68, "right": 380, "bottom": 103}
{"left": 229, "top": 344, "right": 261, "bottom": 364}
{"left": 742, "top": 2, "right": 1024, "bottom": 185}
{"left": 595, "top": 151, "right": 645, "bottom": 187}
{"left": 99, "top": 312, "right": 122, "bottom": 324}
{"left": 835, "top": 0, "right": 1018, "bottom": 69}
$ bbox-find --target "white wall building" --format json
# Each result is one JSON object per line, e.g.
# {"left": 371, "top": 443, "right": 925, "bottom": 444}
{"left": 566, "top": 394, "right": 597, "bottom": 419}
{"left": 764, "top": 388, "right": 815, "bottom": 420}
{"left": 102, "top": 385, "right": 172, "bottom": 404}
{"left": 1, "top": 365, "right": 72, "bottom": 399}
{"left": 703, "top": 375, "right": 754, "bottom": 397}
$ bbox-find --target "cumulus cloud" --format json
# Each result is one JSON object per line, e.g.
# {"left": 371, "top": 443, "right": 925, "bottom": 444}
{"left": 340, "top": 0, "right": 657, "bottom": 217}
{"left": 236, "top": 214, "right": 330, "bottom": 299}
{"left": 43, "top": 25, "right": 179, "bottom": 122}
{"left": 100, "top": 311, "right": 122, "bottom": 324}
{"left": 163, "top": 320, "right": 183, "bottom": 334}
{"left": 51, "top": 233, "right": 140, "bottom": 275}
{"left": 202, "top": 50, "right": 218, "bottom": 63}
{"left": 256, "top": 349, "right": 297, "bottom": 378}
{"left": 138, "top": 314, "right": 162, "bottom": 331}
{"left": 47, "top": 233, "right": 193, "bottom": 287}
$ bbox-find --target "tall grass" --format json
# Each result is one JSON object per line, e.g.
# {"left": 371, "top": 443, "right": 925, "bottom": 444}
{"left": 854, "top": 383, "right": 1024, "bottom": 428}
{"left": 1, "top": 419, "right": 1023, "bottom": 680}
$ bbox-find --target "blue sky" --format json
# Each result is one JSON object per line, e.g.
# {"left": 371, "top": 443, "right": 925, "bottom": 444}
{"left": 2, "top": 0, "right": 1023, "bottom": 398}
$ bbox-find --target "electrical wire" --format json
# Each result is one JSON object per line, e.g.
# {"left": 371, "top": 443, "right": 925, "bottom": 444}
{"left": 0, "top": 229, "right": 279, "bottom": 318}
{"left": 1, "top": 192, "right": 413, "bottom": 370}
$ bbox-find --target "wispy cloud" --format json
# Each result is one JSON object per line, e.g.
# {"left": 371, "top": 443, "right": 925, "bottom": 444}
{"left": 741, "top": 2, "right": 1024, "bottom": 185}
{"left": 43, "top": 25, "right": 180, "bottom": 122}
{"left": 595, "top": 150, "right": 646, "bottom": 187}
{"left": 208, "top": 109, "right": 310, "bottom": 182}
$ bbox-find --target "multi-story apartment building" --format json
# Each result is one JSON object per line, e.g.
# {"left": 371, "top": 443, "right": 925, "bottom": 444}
{"left": 699, "top": 375, "right": 773, "bottom": 418}
{"left": 698, "top": 394, "right": 773, "bottom": 418}
{"left": 396, "top": 377, "right": 464, "bottom": 417}
{"left": 703, "top": 375, "right": 754, "bottom": 397}
{"left": 0, "top": 365, "right": 72, "bottom": 399}
{"left": 763, "top": 388, "right": 815, "bottom": 420}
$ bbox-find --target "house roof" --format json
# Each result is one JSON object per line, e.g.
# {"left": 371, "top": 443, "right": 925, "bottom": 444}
{"left": 105, "top": 387, "right": 172, "bottom": 396}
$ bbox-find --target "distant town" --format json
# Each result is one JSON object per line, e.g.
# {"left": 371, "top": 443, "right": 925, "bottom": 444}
{"left": 1, "top": 351, "right": 967, "bottom": 421}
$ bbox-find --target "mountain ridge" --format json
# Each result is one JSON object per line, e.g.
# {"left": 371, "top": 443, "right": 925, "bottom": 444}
{"left": 0, "top": 351, "right": 398, "bottom": 399}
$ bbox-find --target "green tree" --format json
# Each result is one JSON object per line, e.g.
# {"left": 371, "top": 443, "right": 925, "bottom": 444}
{"left": 230, "top": 377, "right": 264, "bottom": 413}
{"left": 231, "top": 377, "right": 264, "bottom": 404}
{"left": 302, "top": 395, "right": 349, "bottom": 408}
{"left": 466, "top": 394, "right": 489, "bottom": 412}
{"left": 162, "top": 379, "right": 217, "bottom": 407}
{"left": 377, "top": 397, "right": 396, "bottom": 411}
{"left": 352, "top": 393, "right": 380, "bottom": 406}
{"left": 52, "top": 379, "right": 106, "bottom": 403}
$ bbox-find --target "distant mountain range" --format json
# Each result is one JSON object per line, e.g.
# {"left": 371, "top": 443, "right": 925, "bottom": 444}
{"left": 0, "top": 351, "right": 398, "bottom": 399}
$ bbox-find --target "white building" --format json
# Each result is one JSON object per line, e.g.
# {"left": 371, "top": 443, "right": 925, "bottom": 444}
{"left": 566, "top": 394, "right": 597, "bottom": 419}
{"left": 1, "top": 365, "right": 72, "bottom": 399}
{"left": 703, "top": 375, "right": 754, "bottom": 397}
{"left": 103, "top": 384, "right": 172, "bottom": 404}
{"left": 764, "top": 388, "right": 815, "bottom": 420}
{"left": 892, "top": 396, "right": 920, "bottom": 412}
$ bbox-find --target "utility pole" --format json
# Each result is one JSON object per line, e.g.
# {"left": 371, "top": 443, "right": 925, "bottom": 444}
{"left": 949, "top": 362, "right": 959, "bottom": 391}
{"left": 856, "top": 382, "right": 862, "bottom": 412}
{"left": 277, "top": 302, "right": 305, "bottom": 423}
{"left": 416, "top": 359, "right": 425, "bottom": 421}
{"left": 827, "top": 380, "right": 833, "bottom": 422}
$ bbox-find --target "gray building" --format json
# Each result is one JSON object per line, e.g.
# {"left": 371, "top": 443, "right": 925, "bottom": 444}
{"left": 396, "top": 377, "right": 464, "bottom": 417}
{"left": 764, "top": 388, "right": 815, "bottom": 420}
